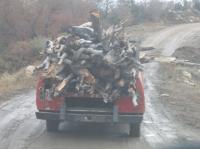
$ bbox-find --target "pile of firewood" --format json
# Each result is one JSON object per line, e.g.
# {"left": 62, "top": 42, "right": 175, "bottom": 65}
{"left": 28, "top": 13, "right": 143, "bottom": 104}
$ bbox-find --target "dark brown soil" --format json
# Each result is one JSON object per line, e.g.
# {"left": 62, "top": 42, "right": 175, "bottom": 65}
{"left": 173, "top": 46, "right": 200, "bottom": 63}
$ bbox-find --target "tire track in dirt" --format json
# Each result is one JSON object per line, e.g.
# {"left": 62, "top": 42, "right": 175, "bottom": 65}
{"left": 142, "top": 23, "right": 200, "bottom": 146}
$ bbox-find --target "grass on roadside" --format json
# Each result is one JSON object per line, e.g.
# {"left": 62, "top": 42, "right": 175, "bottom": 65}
{"left": 0, "top": 68, "right": 36, "bottom": 102}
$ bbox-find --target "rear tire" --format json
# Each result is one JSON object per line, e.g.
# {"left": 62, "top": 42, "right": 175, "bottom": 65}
{"left": 129, "top": 123, "right": 141, "bottom": 137}
{"left": 46, "top": 120, "right": 59, "bottom": 132}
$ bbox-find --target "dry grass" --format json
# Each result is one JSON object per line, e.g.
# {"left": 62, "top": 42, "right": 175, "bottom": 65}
{"left": 0, "top": 69, "right": 35, "bottom": 102}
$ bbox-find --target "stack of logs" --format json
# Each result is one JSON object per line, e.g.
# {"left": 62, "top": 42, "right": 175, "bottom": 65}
{"left": 30, "top": 12, "right": 143, "bottom": 104}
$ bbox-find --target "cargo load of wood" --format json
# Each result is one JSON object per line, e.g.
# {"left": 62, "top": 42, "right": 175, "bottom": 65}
{"left": 31, "top": 14, "right": 143, "bottom": 104}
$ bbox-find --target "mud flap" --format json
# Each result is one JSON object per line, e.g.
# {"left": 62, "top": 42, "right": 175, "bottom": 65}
{"left": 59, "top": 101, "right": 66, "bottom": 120}
{"left": 113, "top": 105, "right": 119, "bottom": 123}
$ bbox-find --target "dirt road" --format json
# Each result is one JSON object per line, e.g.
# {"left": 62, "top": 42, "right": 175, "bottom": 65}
{"left": 0, "top": 23, "right": 200, "bottom": 149}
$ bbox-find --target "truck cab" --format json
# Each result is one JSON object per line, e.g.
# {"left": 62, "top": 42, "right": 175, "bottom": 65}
{"left": 35, "top": 72, "right": 145, "bottom": 137}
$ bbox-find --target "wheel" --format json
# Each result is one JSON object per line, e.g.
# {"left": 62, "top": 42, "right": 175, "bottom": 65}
{"left": 129, "top": 123, "right": 141, "bottom": 137}
{"left": 46, "top": 120, "right": 59, "bottom": 132}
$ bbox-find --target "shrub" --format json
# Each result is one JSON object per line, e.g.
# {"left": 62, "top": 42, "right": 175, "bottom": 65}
{"left": 29, "top": 36, "right": 47, "bottom": 55}
{"left": 0, "top": 37, "right": 47, "bottom": 73}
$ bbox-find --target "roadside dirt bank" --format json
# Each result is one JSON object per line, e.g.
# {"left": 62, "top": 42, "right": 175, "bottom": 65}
{"left": 157, "top": 46, "right": 200, "bottom": 129}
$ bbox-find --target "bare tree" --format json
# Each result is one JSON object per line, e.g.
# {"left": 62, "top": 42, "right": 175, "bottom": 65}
{"left": 147, "top": 0, "right": 163, "bottom": 21}
{"left": 193, "top": 0, "right": 200, "bottom": 10}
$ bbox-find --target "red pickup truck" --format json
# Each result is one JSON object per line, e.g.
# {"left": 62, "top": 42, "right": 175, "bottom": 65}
{"left": 35, "top": 72, "right": 145, "bottom": 137}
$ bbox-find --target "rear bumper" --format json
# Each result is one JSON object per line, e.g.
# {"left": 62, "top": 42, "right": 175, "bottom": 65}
{"left": 36, "top": 111, "right": 143, "bottom": 123}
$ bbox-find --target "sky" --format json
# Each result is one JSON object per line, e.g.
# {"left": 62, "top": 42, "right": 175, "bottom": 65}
{"left": 114, "top": 0, "right": 192, "bottom": 3}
